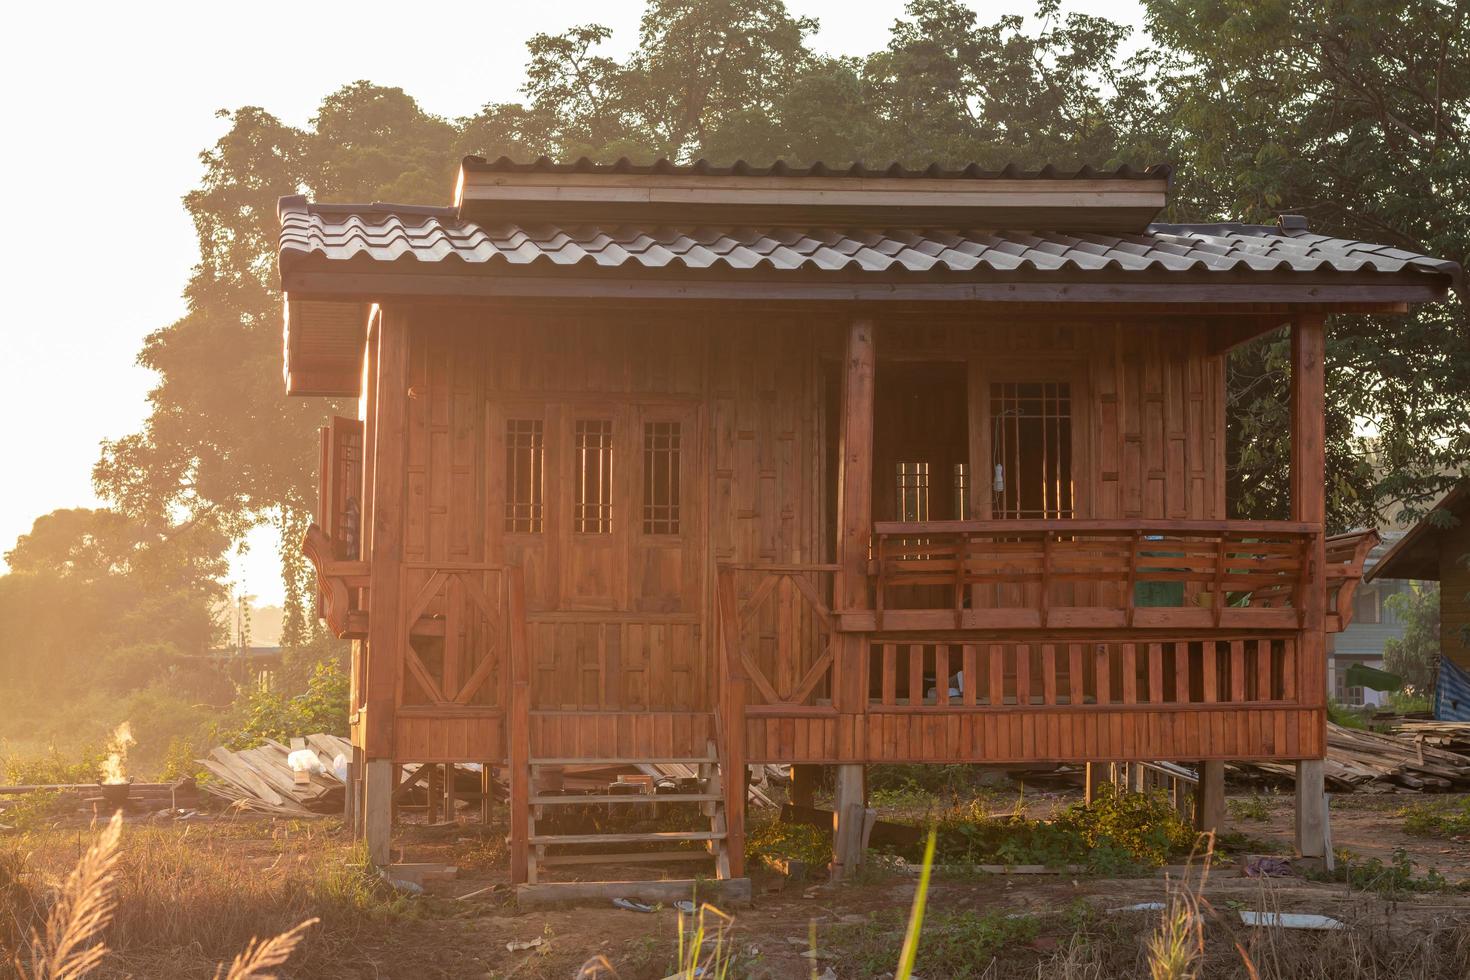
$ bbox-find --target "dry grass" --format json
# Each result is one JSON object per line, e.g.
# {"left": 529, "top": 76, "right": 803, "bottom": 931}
{"left": 1, "top": 817, "right": 392, "bottom": 979}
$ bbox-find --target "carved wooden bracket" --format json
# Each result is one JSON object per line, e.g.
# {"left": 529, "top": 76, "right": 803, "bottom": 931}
{"left": 1324, "top": 528, "right": 1381, "bottom": 634}
{"left": 303, "top": 523, "right": 371, "bottom": 639}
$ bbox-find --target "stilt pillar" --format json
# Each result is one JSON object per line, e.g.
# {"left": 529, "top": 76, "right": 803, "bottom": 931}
{"left": 364, "top": 758, "right": 394, "bottom": 866}
{"left": 1195, "top": 760, "right": 1226, "bottom": 836}
{"left": 1085, "top": 762, "right": 1110, "bottom": 804}
{"left": 790, "top": 764, "right": 820, "bottom": 809}
{"left": 1295, "top": 759, "right": 1330, "bottom": 864}
{"left": 832, "top": 764, "right": 867, "bottom": 878}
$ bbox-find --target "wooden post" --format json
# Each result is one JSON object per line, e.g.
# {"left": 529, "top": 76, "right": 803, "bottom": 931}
{"left": 1195, "top": 760, "right": 1226, "bottom": 836}
{"left": 343, "top": 748, "right": 359, "bottom": 835}
{"left": 444, "top": 763, "right": 458, "bottom": 823}
{"left": 480, "top": 763, "right": 494, "bottom": 825}
{"left": 832, "top": 764, "right": 866, "bottom": 878}
{"left": 508, "top": 566, "right": 532, "bottom": 884}
{"left": 364, "top": 759, "right": 393, "bottom": 866}
{"left": 1290, "top": 314, "right": 1331, "bottom": 855}
{"left": 426, "top": 764, "right": 443, "bottom": 823}
{"left": 360, "top": 308, "right": 408, "bottom": 864}
{"left": 836, "top": 319, "right": 876, "bottom": 613}
{"left": 1085, "top": 762, "right": 1108, "bottom": 804}
{"left": 790, "top": 764, "right": 820, "bottom": 809}
{"left": 716, "top": 569, "right": 747, "bottom": 879}
{"left": 1295, "top": 759, "right": 1329, "bottom": 860}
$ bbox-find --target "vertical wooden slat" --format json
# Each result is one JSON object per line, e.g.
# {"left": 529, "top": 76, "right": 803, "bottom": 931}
{"left": 1256, "top": 639, "right": 1272, "bottom": 701}
{"left": 1120, "top": 644, "right": 1136, "bottom": 704}
{"left": 989, "top": 644, "right": 1006, "bottom": 706}
{"left": 1042, "top": 645, "right": 1057, "bottom": 706}
{"left": 1173, "top": 642, "right": 1189, "bottom": 704}
{"left": 1202, "top": 641, "right": 1218, "bottom": 703}
{"left": 962, "top": 644, "right": 978, "bottom": 706}
{"left": 1015, "top": 644, "right": 1032, "bottom": 706}
{"left": 1068, "top": 643, "right": 1084, "bottom": 705}
{"left": 908, "top": 644, "right": 925, "bottom": 706}
{"left": 1231, "top": 640, "right": 1247, "bottom": 703}
{"left": 935, "top": 646, "right": 951, "bottom": 706}
{"left": 882, "top": 644, "right": 897, "bottom": 706}
{"left": 1094, "top": 645, "right": 1111, "bottom": 706}
{"left": 1148, "top": 643, "right": 1163, "bottom": 705}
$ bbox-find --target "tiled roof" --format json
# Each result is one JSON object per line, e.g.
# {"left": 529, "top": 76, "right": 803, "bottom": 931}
{"left": 278, "top": 197, "right": 1461, "bottom": 283}
{"left": 461, "top": 155, "right": 1172, "bottom": 181}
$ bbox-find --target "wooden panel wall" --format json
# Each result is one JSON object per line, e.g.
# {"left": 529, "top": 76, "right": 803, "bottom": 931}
{"left": 1440, "top": 521, "right": 1470, "bottom": 670}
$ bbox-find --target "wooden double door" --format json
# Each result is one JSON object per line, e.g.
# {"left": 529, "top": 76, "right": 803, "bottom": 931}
{"left": 486, "top": 398, "right": 708, "bottom": 711}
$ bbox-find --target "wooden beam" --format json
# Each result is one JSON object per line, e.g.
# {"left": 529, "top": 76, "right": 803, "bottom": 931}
{"left": 364, "top": 759, "right": 393, "bottom": 866}
{"left": 1294, "top": 759, "right": 1330, "bottom": 862}
{"left": 1195, "top": 760, "right": 1226, "bottom": 836}
{"left": 831, "top": 764, "right": 867, "bottom": 879}
{"left": 507, "top": 567, "right": 531, "bottom": 885}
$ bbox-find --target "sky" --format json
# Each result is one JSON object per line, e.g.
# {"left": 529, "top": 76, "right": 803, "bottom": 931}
{"left": 0, "top": 0, "right": 1145, "bottom": 605}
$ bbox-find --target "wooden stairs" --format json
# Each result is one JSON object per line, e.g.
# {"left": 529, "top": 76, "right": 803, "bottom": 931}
{"left": 513, "top": 745, "right": 751, "bottom": 906}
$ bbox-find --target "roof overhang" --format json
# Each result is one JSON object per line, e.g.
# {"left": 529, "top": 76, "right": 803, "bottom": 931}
{"left": 454, "top": 156, "right": 1170, "bottom": 232}
{"left": 282, "top": 297, "right": 371, "bottom": 397}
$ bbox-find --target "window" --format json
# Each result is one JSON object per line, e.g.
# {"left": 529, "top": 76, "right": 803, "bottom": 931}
{"left": 1354, "top": 588, "right": 1382, "bottom": 625}
{"left": 896, "top": 462, "right": 930, "bottom": 521}
{"left": 504, "top": 419, "right": 544, "bottom": 532}
{"left": 990, "top": 381, "right": 1074, "bottom": 520}
{"left": 643, "top": 421, "right": 682, "bottom": 534}
{"left": 574, "top": 419, "right": 614, "bottom": 533}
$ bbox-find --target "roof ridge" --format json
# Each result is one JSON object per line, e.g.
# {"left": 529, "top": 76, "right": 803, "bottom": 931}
{"left": 460, "top": 155, "right": 1173, "bottom": 182}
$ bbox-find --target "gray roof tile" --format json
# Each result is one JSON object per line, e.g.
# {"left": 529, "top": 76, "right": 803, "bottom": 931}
{"left": 277, "top": 197, "right": 1462, "bottom": 286}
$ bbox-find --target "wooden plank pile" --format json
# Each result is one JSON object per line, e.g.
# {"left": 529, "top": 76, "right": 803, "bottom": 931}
{"left": 199, "top": 734, "right": 350, "bottom": 817}
{"left": 1228, "top": 722, "right": 1470, "bottom": 792}
{"left": 1391, "top": 720, "right": 1470, "bottom": 756}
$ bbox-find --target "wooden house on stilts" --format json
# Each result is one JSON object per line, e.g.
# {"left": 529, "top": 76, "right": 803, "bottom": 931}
{"left": 285, "top": 157, "right": 1460, "bottom": 902}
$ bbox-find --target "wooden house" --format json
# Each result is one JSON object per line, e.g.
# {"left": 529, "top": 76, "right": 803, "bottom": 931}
{"left": 1367, "top": 480, "right": 1470, "bottom": 717}
{"left": 284, "top": 157, "right": 1459, "bottom": 898}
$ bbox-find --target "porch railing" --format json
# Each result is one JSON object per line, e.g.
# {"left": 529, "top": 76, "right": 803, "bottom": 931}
{"left": 864, "top": 519, "right": 1321, "bottom": 631}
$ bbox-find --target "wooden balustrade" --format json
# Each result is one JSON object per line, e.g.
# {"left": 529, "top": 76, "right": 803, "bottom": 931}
{"left": 862, "top": 519, "right": 1322, "bottom": 632}
{"left": 865, "top": 636, "right": 1296, "bottom": 710}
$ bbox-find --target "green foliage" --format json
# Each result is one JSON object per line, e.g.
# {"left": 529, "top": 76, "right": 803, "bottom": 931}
{"left": 221, "top": 660, "right": 350, "bottom": 749}
{"left": 0, "top": 790, "right": 74, "bottom": 831}
{"left": 1327, "top": 698, "right": 1368, "bottom": 729}
{"left": 1325, "top": 848, "right": 1451, "bottom": 898}
{"left": 1401, "top": 797, "right": 1470, "bottom": 839}
{"left": 1385, "top": 581, "right": 1442, "bottom": 692}
{"left": 3, "top": 743, "right": 107, "bottom": 785}
{"left": 745, "top": 818, "right": 830, "bottom": 867}
{"left": 1227, "top": 793, "right": 1271, "bottom": 822}
{"left": 832, "top": 906, "right": 1039, "bottom": 980}
{"left": 1386, "top": 688, "right": 1434, "bottom": 715}
{"left": 922, "top": 786, "right": 1195, "bottom": 872}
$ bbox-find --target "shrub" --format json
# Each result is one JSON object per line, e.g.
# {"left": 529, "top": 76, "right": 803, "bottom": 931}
{"left": 831, "top": 907, "right": 1040, "bottom": 979}
{"left": 221, "top": 660, "right": 349, "bottom": 749}
{"left": 746, "top": 818, "right": 830, "bottom": 867}
{"left": 1227, "top": 793, "right": 1271, "bottom": 822}
{"left": 1401, "top": 797, "right": 1470, "bottom": 839}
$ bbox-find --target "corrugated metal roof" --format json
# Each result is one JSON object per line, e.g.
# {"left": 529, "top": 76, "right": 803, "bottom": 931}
{"left": 461, "top": 155, "right": 1172, "bottom": 181}
{"left": 278, "top": 196, "right": 1461, "bottom": 283}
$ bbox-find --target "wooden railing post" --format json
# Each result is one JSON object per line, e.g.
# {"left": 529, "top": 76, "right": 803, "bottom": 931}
{"left": 507, "top": 565, "right": 531, "bottom": 884}
{"left": 833, "top": 319, "right": 875, "bottom": 767}
{"left": 716, "top": 568, "right": 747, "bottom": 878}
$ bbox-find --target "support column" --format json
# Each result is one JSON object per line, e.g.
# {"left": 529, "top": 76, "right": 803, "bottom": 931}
{"left": 832, "top": 764, "right": 867, "bottom": 878}
{"left": 790, "top": 764, "right": 820, "bottom": 809}
{"left": 832, "top": 321, "right": 875, "bottom": 879}
{"left": 364, "top": 759, "right": 394, "bottom": 865}
{"left": 1295, "top": 759, "right": 1329, "bottom": 862}
{"left": 1195, "top": 760, "right": 1226, "bottom": 836}
{"left": 1084, "top": 762, "right": 1109, "bottom": 804}
{"left": 1290, "top": 314, "right": 1331, "bottom": 859}
{"left": 361, "top": 308, "right": 409, "bottom": 865}
{"left": 508, "top": 567, "right": 532, "bottom": 885}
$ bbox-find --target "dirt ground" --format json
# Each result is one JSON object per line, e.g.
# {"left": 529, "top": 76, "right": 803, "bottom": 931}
{"left": 7, "top": 783, "right": 1470, "bottom": 978}
{"left": 349, "top": 785, "right": 1470, "bottom": 979}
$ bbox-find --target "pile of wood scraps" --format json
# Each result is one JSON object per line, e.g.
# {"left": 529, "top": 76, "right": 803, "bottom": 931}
{"left": 199, "top": 734, "right": 351, "bottom": 817}
{"left": 1391, "top": 720, "right": 1470, "bottom": 756}
{"left": 1228, "top": 722, "right": 1470, "bottom": 792}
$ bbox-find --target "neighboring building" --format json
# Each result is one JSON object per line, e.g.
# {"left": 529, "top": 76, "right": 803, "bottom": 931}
{"left": 1328, "top": 533, "right": 1410, "bottom": 707}
{"left": 1367, "top": 481, "right": 1470, "bottom": 717}
{"left": 284, "top": 156, "right": 1459, "bottom": 894}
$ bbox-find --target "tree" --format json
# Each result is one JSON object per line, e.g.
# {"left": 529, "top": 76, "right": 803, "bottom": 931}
{"left": 1384, "top": 581, "right": 1442, "bottom": 692}
{"left": 1146, "top": 0, "right": 1470, "bottom": 530}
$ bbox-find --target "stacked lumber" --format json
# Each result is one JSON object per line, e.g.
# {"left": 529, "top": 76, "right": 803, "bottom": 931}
{"left": 199, "top": 734, "right": 350, "bottom": 817}
{"left": 1228, "top": 722, "right": 1470, "bottom": 792}
{"left": 1391, "top": 720, "right": 1470, "bottom": 756}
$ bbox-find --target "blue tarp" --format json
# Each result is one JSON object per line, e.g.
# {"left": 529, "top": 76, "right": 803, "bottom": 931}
{"left": 1435, "top": 657, "right": 1470, "bottom": 722}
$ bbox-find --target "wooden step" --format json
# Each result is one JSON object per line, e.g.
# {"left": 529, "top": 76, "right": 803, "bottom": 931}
{"left": 529, "top": 830, "right": 724, "bottom": 846}
{"left": 540, "top": 850, "right": 716, "bottom": 867}
{"left": 516, "top": 877, "right": 752, "bottom": 908}
{"left": 529, "top": 757, "right": 718, "bottom": 766}
{"left": 530, "top": 792, "right": 720, "bottom": 805}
